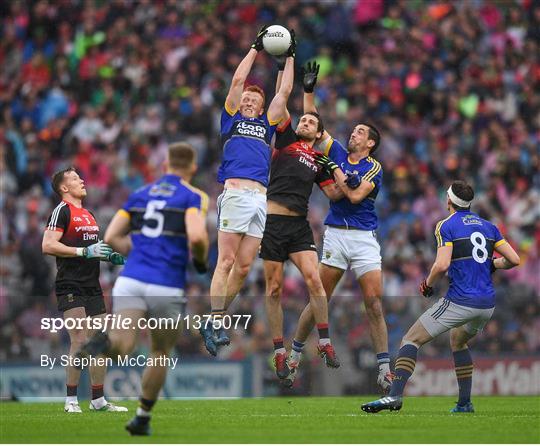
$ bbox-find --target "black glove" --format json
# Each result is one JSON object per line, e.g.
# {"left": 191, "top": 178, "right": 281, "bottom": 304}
{"left": 302, "top": 61, "right": 320, "bottom": 93}
{"left": 274, "top": 55, "right": 286, "bottom": 70}
{"left": 285, "top": 29, "right": 296, "bottom": 57}
{"left": 314, "top": 152, "right": 339, "bottom": 177}
{"left": 420, "top": 279, "right": 434, "bottom": 298}
{"left": 345, "top": 173, "right": 361, "bottom": 189}
{"left": 193, "top": 258, "right": 208, "bottom": 274}
{"left": 251, "top": 25, "right": 269, "bottom": 52}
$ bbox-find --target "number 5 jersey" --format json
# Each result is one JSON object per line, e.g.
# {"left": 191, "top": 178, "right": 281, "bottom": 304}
{"left": 118, "top": 174, "right": 208, "bottom": 289}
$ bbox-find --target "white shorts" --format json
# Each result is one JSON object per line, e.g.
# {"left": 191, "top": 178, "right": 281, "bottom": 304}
{"left": 112, "top": 276, "right": 186, "bottom": 319}
{"left": 320, "top": 226, "right": 382, "bottom": 278}
{"left": 419, "top": 297, "right": 494, "bottom": 338}
{"left": 217, "top": 188, "right": 267, "bottom": 239}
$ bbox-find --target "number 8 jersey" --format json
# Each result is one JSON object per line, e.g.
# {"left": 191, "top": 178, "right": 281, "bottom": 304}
{"left": 118, "top": 174, "right": 208, "bottom": 289}
{"left": 435, "top": 210, "right": 506, "bottom": 309}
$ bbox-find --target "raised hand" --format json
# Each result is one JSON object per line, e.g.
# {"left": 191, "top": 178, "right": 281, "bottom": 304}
{"left": 251, "top": 25, "right": 269, "bottom": 52}
{"left": 285, "top": 29, "right": 296, "bottom": 58}
{"left": 302, "top": 61, "right": 320, "bottom": 93}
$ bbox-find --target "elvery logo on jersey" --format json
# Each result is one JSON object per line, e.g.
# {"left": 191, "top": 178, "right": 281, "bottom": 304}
{"left": 295, "top": 147, "right": 318, "bottom": 172}
{"left": 235, "top": 120, "right": 267, "bottom": 139}
{"left": 73, "top": 214, "right": 99, "bottom": 240}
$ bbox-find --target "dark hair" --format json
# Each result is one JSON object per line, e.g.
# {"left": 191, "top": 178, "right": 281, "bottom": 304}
{"left": 303, "top": 112, "right": 324, "bottom": 134}
{"left": 450, "top": 180, "right": 475, "bottom": 210}
{"left": 168, "top": 142, "right": 195, "bottom": 169}
{"left": 366, "top": 123, "right": 381, "bottom": 153}
{"left": 51, "top": 166, "right": 76, "bottom": 196}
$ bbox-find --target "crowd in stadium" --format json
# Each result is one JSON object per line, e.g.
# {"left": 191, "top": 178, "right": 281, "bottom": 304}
{"left": 1, "top": 0, "right": 539, "bottom": 368}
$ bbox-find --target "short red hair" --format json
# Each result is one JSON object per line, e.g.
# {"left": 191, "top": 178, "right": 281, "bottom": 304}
{"left": 243, "top": 85, "right": 265, "bottom": 109}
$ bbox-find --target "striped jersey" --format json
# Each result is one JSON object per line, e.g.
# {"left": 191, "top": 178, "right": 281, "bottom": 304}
{"left": 45, "top": 200, "right": 101, "bottom": 287}
{"left": 435, "top": 210, "right": 506, "bottom": 308}
{"left": 322, "top": 138, "right": 382, "bottom": 230}
{"left": 217, "top": 105, "right": 279, "bottom": 187}
{"left": 119, "top": 174, "right": 208, "bottom": 289}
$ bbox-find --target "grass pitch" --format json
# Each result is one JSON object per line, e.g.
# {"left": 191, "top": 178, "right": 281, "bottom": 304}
{"left": 1, "top": 396, "right": 539, "bottom": 443}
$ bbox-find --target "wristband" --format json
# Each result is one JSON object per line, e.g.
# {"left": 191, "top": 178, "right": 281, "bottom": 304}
{"left": 76, "top": 247, "right": 87, "bottom": 257}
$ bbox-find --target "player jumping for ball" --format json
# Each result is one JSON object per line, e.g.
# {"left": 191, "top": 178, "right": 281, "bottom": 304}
{"left": 361, "top": 180, "right": 520, "bottom": 413}
{"left": 286, "top": 62, "right": 393, "bottom": 392}
{"left": 200, "top": 26, "right": 296, "bottom": 354}
{"left": 262, "top": 57, "right": 346, "bottom": 382}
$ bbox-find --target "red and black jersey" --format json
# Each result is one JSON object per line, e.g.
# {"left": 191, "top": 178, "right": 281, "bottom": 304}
{"left": 267, "top": 118, "right": 334, "bottom": 215}
{"left": 45, "top": 200, "right": 101, "bottom": 288}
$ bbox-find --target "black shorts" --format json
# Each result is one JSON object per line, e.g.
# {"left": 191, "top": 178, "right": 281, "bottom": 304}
{"left": 56, "top": 284, "right": 106, "bottom": 316}
{"left": 260, "top": 214, "right": 317, "bottom": 262}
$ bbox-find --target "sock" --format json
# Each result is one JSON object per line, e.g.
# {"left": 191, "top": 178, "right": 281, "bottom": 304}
{"left": 376, "top": 352, "right": 391, "bottom": 374}
{"left": 317, "top": 323, "right": 329, "bottom": 340}
{"left": 292, "top": 339, "right": 305, "bottom": 353}
{"left": 91, "top": 384, "right": 104, "bottom": 401}
{"left": 273, "top": 337, "right": 286, "bottom": 354}
{"left": 389, "top": 343, "right": 418, "bottom": 397}
{"left": 66, "top": 384, "right": 77, "bottom": 398}
{"left": 453, "top": 348, "right": 473, "bottom": 405}
{"left": 136, "top": 398, "right": 155, "bottom": 421}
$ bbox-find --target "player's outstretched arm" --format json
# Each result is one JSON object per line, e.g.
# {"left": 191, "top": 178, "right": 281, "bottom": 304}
{"left": 267, "top": 31, "right": 295, "bottom": 124}
{"left": 104, "top": 210, "right": 132, "bottom": 256}
{"left": 492, "top": 241, "right": 520, "bottom": 271}
{"left": 224, "top": 26, "right": 268, "bottom": 114}
{"left": 274, "top": 61, "right": 291, "bottom": 124}
{"left": 302, "top": 61, "right": 330, "bottom": 142}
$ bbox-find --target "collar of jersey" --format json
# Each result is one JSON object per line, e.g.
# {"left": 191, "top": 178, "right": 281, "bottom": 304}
{"left": 347, "top": 155, "right": 369, "bottom": 165}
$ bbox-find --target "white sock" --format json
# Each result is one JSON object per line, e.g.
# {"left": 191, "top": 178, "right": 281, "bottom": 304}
{"left": 65, "top": 396, "right": 78, "bottom": 405}
{"left": 379, "top": 363, "right": 391, "bottom": 375}
{"left": 91, "top": 396, "right": 106, "bottom": 408}
{"left": 319, "top": 338, "right": 331, "bottom": 346}
{"left": 136, "top": 407, "right": 151, "bottom": 418}
{"left": 290, "top": 350, "right": 302, "bottom": 364}
{"left": 274, "top": 347, "right": 286, "bottom": 355}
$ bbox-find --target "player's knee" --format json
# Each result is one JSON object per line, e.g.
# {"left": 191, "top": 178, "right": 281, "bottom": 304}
{"left": 450, "top": 331, "right": 468, "bottom": 351}
{"left": 304, "top": 270, "right": 322, "bottom": 293}
{"left": 234, "top": 262, "right": 251, "bottom": 279}
{"left": 68, "top": 330, "right": 87, "bottom": 348}
{"left": 266, "top": 281, "right": 282, "bottom": 300}
{"left": 365, "top": 296, "right": 384, "bottom": 319}
{"left": 216, "top": 255, "right": 235, "bottom": 275}
{"left": 116, "top": 336, "right": 136, "bottom": 355}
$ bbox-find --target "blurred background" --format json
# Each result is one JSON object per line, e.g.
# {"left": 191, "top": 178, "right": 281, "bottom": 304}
{"left": 0, "top": 0, "right": 539, "bottom": 399}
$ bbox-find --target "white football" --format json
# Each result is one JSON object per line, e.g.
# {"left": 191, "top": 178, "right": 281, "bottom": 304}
{"left": 262, "top": 25, "right": 291, "bottom": 56}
